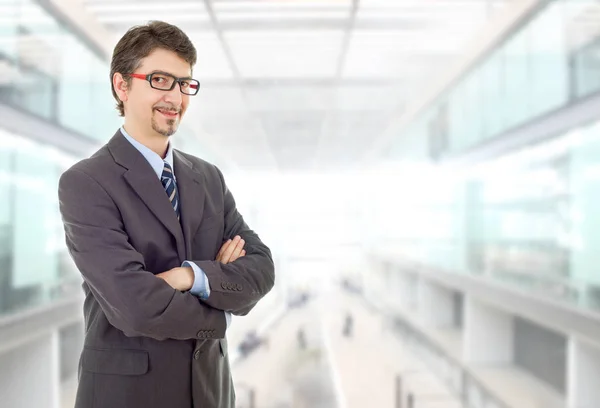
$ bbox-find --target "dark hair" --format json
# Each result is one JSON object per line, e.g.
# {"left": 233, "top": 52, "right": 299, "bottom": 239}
{"left": 110, "top": 21, "right": 197, "bottom": 116}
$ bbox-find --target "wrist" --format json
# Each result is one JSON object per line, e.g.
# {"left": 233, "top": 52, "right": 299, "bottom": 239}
{"left": 182, "top": 266, "right": 194, "bottom": 291}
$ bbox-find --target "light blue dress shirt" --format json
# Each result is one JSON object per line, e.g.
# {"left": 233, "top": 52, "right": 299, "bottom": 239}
{"left": 120, "top": 127, "right": 210, "bottom": 298}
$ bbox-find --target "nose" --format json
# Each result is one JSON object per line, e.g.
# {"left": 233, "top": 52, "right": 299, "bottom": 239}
{"left": 163, "top": 84, "right": 182, "bottom": 107}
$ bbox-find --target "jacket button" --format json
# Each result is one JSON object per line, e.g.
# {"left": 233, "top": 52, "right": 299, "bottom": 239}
{"left": 236, "top": 284, "right": 242, "bottom": 291}
{"left": 221, "top": 282, "right": 227, "bottom": 290}
{"left": 194, "top": 349, "right": 202, "bottom": 360}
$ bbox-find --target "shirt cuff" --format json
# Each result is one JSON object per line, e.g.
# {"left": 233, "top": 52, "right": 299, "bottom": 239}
{"left": 182, "top": 261, "right": 211, "bottom": 300}
{"left": 225, "top": 311, "right": 232, "bottom": 328}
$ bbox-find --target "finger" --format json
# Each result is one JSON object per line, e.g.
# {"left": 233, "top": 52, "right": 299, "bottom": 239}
{"left": 229, "top": 237, "right": 245, "bottom": 261}
{"left": 228, "top": 237, "right": 245, "bottom": 262}
{"left": 222, "top": 236, "right": 241, "bottom": 264}
{"left": 217, "top": 239, "right": 232, "bottom": 259}
{"left": 241, "top": 250, "right": 246, "bottom": 257}
{"left": 216, "top": 239, "right": 232, "bottom": 261}
{"left": 228, "top": 238, "right": 245, "bottom": 262}
{"left": 227, "top": 236, "right": 245, "bottom": 263}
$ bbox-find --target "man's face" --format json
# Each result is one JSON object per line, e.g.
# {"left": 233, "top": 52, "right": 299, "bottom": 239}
{"left": 123, "top": 48, "right": 192, "bottom": 138}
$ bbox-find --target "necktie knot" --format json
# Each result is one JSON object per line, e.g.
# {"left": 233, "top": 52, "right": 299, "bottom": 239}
{"left": 161, "top": 162, "right": 175, "bottom": 180}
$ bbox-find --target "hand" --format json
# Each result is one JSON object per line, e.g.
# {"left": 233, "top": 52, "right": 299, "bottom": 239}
{"left": 216, "top": 235, "right": 246, "bottom": 264}
{"left": 156, "top": 267, "right": 194, "bottom": 291}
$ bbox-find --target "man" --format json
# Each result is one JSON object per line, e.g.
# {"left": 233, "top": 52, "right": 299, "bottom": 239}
{"left": 58, "top": 21, "right": 275, "bottom": 408}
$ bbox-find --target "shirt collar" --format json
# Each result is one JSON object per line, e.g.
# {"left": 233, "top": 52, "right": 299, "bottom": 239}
{"left": 120, "top": 126, "right": 174, "bottom": 180}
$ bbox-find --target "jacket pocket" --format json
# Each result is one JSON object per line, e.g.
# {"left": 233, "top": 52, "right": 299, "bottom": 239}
{"left": 81, "top": 347, "right": 149, "bottom": 376}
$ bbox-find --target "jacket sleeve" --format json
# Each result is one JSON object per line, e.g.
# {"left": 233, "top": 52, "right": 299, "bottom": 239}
{"left": 58, "top": 167, "right": 226, "bottom": 340}
{"left": 190, "top": 166, "right": 275, "bottom": 316}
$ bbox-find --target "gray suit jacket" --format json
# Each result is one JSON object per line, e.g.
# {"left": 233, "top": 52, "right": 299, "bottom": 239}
{"left": 58, "top": 129, "right": 275, "bottom": 408}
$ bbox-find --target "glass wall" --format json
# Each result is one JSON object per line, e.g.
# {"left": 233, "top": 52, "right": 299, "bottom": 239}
{"left": 0, "top": 0, "right": 212, "bottom": 318}
{"left": 0, "top": 128, "right": 78, "bottom": 317}
{"left": 394, "top": 0, "right": 599, "bottom": 159}
{"left": 572, "top": 35, "right": 600, "bottom": 99}
{"left": 467, "top": 153, "right": 572, "bottom": 298}
{"left": 372, "top": 118, "right": 600, "bottom": 313}
{"left": 374, "top": 0, "right": 600, "bottom": 312}
{"left": 0, "top": 0, "right": 119, "bottom": 142}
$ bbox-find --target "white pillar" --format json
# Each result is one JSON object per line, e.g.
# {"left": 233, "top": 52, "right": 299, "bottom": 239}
{"left": 567, "top": 337, "right": 600, "bottom": 408}
{"left": 0, "top": 329, "right": 60, "bottom": 408}
{"left": 406, "top": 273, "right": 419, "bottom": 311}
{"left": 463, "top": 296, "right": 514, "bottom": 364}
{"left": 418, "top": 280, "right": 454, "bottom": 327}
{"left": 388, "top": 270, "right": 413, "bottom": 312}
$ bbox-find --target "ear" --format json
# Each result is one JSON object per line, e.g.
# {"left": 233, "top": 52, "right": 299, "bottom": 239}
{"left": 112, "top": 72, "right": 129, "bottom": 102}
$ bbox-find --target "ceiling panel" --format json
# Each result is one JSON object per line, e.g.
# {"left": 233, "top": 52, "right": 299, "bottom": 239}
{"left": 225, "top": 30, "right": 344, "bottom": 78}
{"left": 191, "top": 85, "right": 247, "bottom": 112}
{"left": 333, "top": 84, "right": 405, "bottom": 111}
{"left": 244, "top": 85, "right": 334, "bottom": 112}
{"left": 314, "top": 110, "right": 395, "bottom": 167}
{"left": 78, "top": 0, "right": 513, "bottom": 172}
{"left": 259, "top": 110, "right": 325, "bottom": 169}
{"left": 342, "top": 30, "right": 464, "bottom": 78}
{"left": 187, "top": 32, "right": 235, "bottom": 80}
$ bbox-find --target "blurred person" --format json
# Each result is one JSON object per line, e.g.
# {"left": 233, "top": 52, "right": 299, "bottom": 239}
{"left": 297, "top": 326, "right": 306, "bottom": 349}
{"left": 237, "top": 330, "right": 263, "bottom": 358}
{"left": 58, "top": 21, "right": 275, "bottom": 408}
{"left": 343, "top": 312, "right": 353, "bottom": 338}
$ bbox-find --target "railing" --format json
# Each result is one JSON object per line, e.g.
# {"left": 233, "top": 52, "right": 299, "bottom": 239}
{"left": 361, "top": 293, "right": 510, "bottom": 408}
{"left": 391, "top": 314, "right": 510, "bottom": 408}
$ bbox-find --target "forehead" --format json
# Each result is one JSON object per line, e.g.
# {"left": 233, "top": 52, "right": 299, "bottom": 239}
{"left": 137, "top": 48, "right": 192, "bottom": 77}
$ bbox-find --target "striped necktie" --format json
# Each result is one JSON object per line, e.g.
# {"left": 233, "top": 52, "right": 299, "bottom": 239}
{"left": 161, "top": 161, "right": 180, "bottom": 220}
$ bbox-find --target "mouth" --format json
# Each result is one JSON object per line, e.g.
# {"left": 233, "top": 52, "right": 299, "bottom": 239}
{"left": 155, "top": 108, "right": 179, "bottom": 119}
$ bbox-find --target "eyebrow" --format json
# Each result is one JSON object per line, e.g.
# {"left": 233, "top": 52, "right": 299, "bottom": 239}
{"left": 150, "top": 70, "right": 193, "bottom": 80}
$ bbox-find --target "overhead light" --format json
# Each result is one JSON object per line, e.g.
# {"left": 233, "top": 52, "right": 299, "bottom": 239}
{"left": 96, "top": 13, "right": 211, "bottom": 23}
{"left": 359, "top": 0, "right": 490, "bottom": 9}
{"left": 213, "top": 0, "right": 351, "bottom": 11}
{"left": 357, "top": 8, "right": 486, "bottom": 21}
{"left": 218, "top": 10, "right": 350, "bottom": 21}
{"left": 85, "top": 2, "right": 206, "bottom": 13}
{"left": 226, "top": 29, "right": 344, "bottom": 40}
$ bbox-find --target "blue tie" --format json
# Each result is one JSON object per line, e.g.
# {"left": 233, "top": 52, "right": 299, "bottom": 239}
{"left": 161, "top": 162, "right": 180, "bottom": 221}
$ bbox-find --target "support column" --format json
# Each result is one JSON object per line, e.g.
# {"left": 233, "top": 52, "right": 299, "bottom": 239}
{"left": 418, "top": 280, "right": 454, "bottom": 328}
{"left": 567, "top": 337, "right": 600, "bottom": 408}
{"left": 463, "top": 296, "right": 514, "bottom": 363}
{"left": 0, "top": 329, "right": 60, "bottom": 408}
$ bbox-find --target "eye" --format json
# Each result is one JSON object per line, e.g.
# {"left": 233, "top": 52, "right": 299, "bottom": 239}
{"left": 180, "top": 80, "right": 190, "bottom": 88}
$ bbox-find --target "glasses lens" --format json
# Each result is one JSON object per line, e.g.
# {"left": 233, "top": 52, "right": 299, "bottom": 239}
{"left": 180, "top": 79, "right": 200, "bottom": 95}
{"left": 150, "top": 73, "right": 175, "bottom": 90}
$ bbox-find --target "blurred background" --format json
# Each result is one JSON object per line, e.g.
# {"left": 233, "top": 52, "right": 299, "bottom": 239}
{"left": 1, "top": 0, "right": 600, "bottom": 407}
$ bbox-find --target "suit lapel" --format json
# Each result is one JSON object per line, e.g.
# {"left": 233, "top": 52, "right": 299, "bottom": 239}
{"left": 108, "top": 130, "right": 186, "bottom": 261}
{"left": 173, "top": 150, "right": 206, "bottom": 259}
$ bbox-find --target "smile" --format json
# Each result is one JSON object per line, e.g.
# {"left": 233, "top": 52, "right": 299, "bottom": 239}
{"left": 155, "top": 108, "right": 179, "bottom": 118}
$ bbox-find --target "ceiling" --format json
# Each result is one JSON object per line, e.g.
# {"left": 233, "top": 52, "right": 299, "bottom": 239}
{"left": 80, "top": 0, "right": 512, "bottom": 173}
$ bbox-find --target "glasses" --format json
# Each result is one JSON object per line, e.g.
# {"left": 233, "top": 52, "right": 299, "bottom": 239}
{"left": 129, "top": 72, "right": 200, "bottom": 95}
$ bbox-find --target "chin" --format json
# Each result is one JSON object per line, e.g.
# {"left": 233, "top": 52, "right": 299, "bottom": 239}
{"left": 151, "top": 118, "right": 179, "bottom": 137}
{"left": 157, "top": 127, "right": 177, "bottom": 137}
